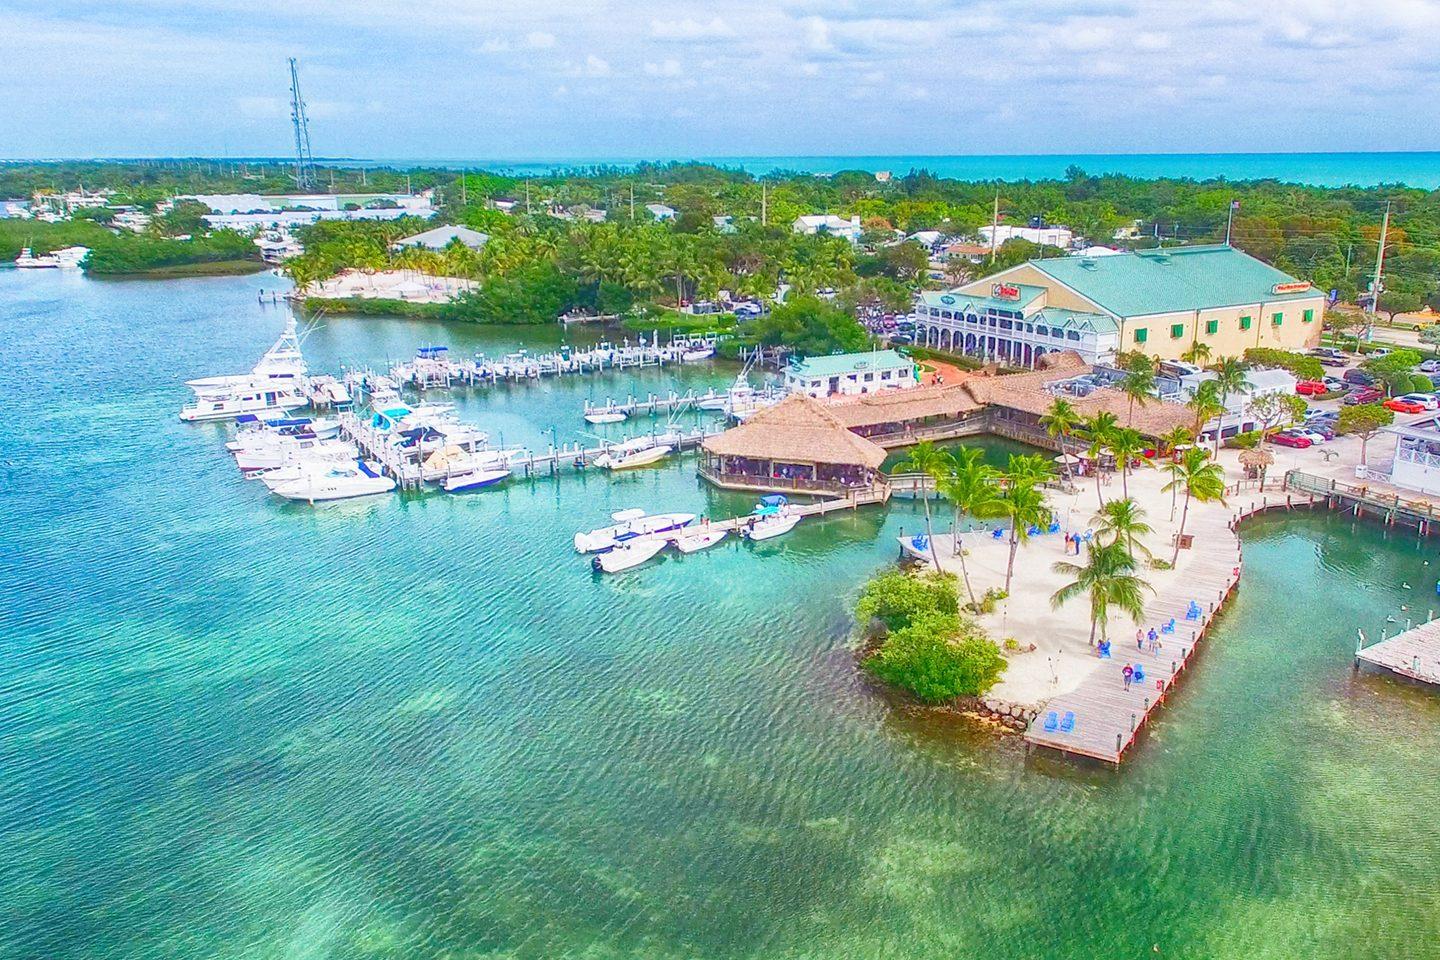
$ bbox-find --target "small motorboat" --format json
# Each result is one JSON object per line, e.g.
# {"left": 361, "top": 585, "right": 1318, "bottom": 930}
{"left": 593, "top": 441, "right": 673, "bottom": 470}
{"left": 673, "top": 529, "right": 727, "bottom": 554}
{"left": 584, "top": 411, "right": 628, "bottom": 425}
{"left": 681, "top": 347, "right": 715, "bottom": 362}
{"left": 592, "top": 538, "right": 667, "bottom": 574}
{"left": 742, "top": 514, "right": 801, "bottom": 541}
{"left": 573, "top": 510, "right": 696, "bottom": 553}
{"left": 443, "top": 468, "right": 511, "bottom": 492}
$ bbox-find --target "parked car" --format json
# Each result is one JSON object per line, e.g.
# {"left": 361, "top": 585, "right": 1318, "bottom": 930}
{"left": 1427, "top": 372, "right": 1440, "bottom": 389}
{"left": 1311, "top": 347, "right": 1350, "bottom": 367}
{"left": 1384, "top": 397, "right": 1427, "bottom": 414}
{"left": 1270, "top": 431, "right": 1313, "bottom": 449}
{"left": 1304, "top": 423, "right": 1336, "bottom": 440}
{"left": 1344, "top": 386, "right": 1384, "bottom": 405}
{"left": 1398, "top": 393, "right": 1440, "bottom": 411}
{"left": 1343, "top": 368, "right": 1377, "bottom": 386}
{"left": 1322, "top": 376, "right": 1347, "bottom": 392}
{"left": 1295, "top": 379, "right": 1328, "bottom": 396}
{"left": 1292, "top": 429, "right": 1329, "bottom": 444}
{"left": 1420, "top": 359, "right": 1440, "bottom": 373}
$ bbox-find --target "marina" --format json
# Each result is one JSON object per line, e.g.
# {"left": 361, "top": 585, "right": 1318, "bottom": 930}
{"left": 1357, "top": 619, "right": 1440, "bottom": 687}
{"left": 7, "top": 270, "right": 1440, "bottom": 960}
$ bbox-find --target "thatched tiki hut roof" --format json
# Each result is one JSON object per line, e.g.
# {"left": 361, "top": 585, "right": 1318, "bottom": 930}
{"left": 1238, "top": 447, "right": 1274, "bottom": 481}
{"left": 702, "top": 394, "right": 888, "bottom": 469}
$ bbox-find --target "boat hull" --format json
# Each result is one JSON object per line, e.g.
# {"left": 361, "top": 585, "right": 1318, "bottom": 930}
{"left": 593, "top": 539, "right": 667, "bottom": 573}
{"left": 674, "top": 530, "right": 727, "bottom": 553}
{"left": 443, "top": 468, "right": 511, "bottom": 492}
{"left": 743, "top": 515, "right": 801, "bottom": 541}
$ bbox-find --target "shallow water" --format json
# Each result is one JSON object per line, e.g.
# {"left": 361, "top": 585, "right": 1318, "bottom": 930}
{"left": 2, "top": 270, "right": 1438, "bottom": 959}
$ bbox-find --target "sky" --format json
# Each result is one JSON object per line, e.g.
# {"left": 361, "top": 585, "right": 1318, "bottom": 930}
{"left": 3, "top": 0, "right": 1440, "bottom": 160}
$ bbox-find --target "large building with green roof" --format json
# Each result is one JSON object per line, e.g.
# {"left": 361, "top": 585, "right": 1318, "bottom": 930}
{"left": 916, "top": 245, "right": 1325, "bottom": 367}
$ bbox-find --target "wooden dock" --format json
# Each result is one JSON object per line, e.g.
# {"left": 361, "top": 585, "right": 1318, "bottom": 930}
{"left": 618, "top": 486, "right": 891, "bottom": 547}
{"left": 1356, "top": 619, "right": 1440, "bottom": 687}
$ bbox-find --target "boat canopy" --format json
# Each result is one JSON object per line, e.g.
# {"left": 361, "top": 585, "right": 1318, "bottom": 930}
{"left": 759, "top": 494, "right": 788, "bottom": 506}
{"left": 417, "top": 345, "right": 449, "bottom": 358}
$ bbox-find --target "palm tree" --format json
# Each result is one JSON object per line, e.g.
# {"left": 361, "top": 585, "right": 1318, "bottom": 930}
{"left": 1158, "top": 425, "right": 1193, "bottom": 457}
{"left": 1188, "top": 380, "right": 1224, "bottom": 440}
{"left": 1109, "top": 426, "right": 1147, "bottom": 500}
{"left": 1119, "top": 356, "right": 1156, "bottom": 418}
{"left": 1181, "top": 341, "right": 1213, "bottom": 367}
{"left": 1210, "top": 359, "right": 1251, "bottom": 457}
{"left": 934, "top": 448, "right": 1004, "bottom": 607}
{"left": 995, "top": 460, "right": 1053, "bottom": 594}
{"left": 896, "top": 440, "right": 948, "bottom": 572}
{"left": 1092, "top": 496, "right": 1154, "bottom": 561}
{"left": 1079, "top": 411, "right": 1119, "bottom": 505}
{"left": 1163, "top": 447, "right": 1228, "bottom": 566}
{"left": 1040, "top": 398, "right": 1081, "bottom": 482}
{"left": 1051, "top": 540, "right": 1153, "bottom": 647}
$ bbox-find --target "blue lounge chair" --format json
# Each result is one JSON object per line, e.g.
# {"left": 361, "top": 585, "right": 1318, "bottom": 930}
{"left": 1047, "top": 521, "right": 1061, "bottom": 534}
{"left": 1059, "top": 711, "right": 1075, "bottom": 733}
{"left": 992, "top": 528, "right": 1004, "bottom": 539}
{"left": 1133, "top": 665, "right": 1146, "bottom": 682}
{"left": 1161, "top": 618, "right": 1175, "bottom": 634}
{"left": 1097, "top": 640, "right": 1111, "bottom": 659}
{"left": 1043, "top": 711, "right": 1058, "bottom": 732}
{"left": 1185, "top": 601, "right": 1201, "bottom": 620}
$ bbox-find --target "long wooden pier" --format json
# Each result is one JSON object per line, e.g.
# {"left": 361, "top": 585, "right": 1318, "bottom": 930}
{"left": 618, "top": 485, "right": 892, "bottom": 548}
{"left": 1356, "top": 619, "right": 1440, "bottom": 687}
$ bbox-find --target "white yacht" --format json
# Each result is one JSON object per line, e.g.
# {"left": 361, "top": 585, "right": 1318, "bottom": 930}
{"left": 742, "top": 514, "right": 802, "bottom": 541}
{"left": 234, "top": 437, "right": 358, "bottom": 474}
{"left": 15, "top": 246, "right": 88, "bottom": 268}
{"left": 591, "top": 434, "right": 679, "bottom": 470}
{"left": 442, "top": 467, "right": 511, "bottom": 493}
{"left": 584, "top": 411, "right": 627, "bottom": 425}
{"left": 573, "top": 510, "right": 696, "bottom": 553}
{"left": 179, "top": 383, "right": 306, "bottom": 422}
{"left": 185, "top": 318, "right": 309, "bottom": 396}
{"left": 269, "top": 460, "right": 396, "bottom": 503}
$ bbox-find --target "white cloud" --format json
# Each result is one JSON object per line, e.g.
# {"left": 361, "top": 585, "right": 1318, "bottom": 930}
{"left": 650, "top": 17, "right": 734, "bottom": 40}
{"left": 1134, "top": 31, "right": 1170, "bottom": 51}
{"left": 582, "top": 54, "right": 610, "bottom": 77}
{"left": 802, "top": 16, "right": 833, "bottom": 52}
{"left": 478, "top": 38, "right": 510, "bottom": 54}
{"left": 644, "top": 59, "right": 683, "bottom": 77}
{"left": 524, "top": 31, "right": 556, "bottom": 49}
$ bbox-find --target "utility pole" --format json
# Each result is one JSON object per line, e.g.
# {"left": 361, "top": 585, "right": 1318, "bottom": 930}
{"left": 406, "top": 173, "right": 412, "bottom": 195}
{"left": 525, "top": 180, "right": 532, "bottom": 215}
{"left": 1224, "top": 198, "right": 1237, "bottom": 246}
{"left": 1369, "top": 199, "right": 1391, "bottom": 331}
{"left": 630, "top": 183, "right": 635, "bottom": 221}
{"left": 460, "top": 170, "right": 467, "bottom": 206}
{"left": 988, "top": 188, "right": 999, "bottom": 263}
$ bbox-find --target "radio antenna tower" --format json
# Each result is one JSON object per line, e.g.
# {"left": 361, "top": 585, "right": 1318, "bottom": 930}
{"left": 288, "top": 58, "right": 317, "bottom": 191}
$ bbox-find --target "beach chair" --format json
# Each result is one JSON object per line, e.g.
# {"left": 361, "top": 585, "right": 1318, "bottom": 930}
{"left": 1161, "top": 618, "right": 1175, "bottom": 634}
{"left": 1059, "top": 711, "right": 1075, "bottom": 733}
{"left": 1047, "top": 521, "right": 1061, "bottom": 534}
{"left": 992, "top": 528, "right": 1004, "bottom": 539}
{"left": 1027, "top": 524, "right": 1040, "bottom": 537}
{"left": 1082, "top": 530, "right": 1093, "bottom": 542}
{"left": 1043, "top": 711, "right": 1058, "bottom": 732}
{"left": 1097, "top": 640, "right": 1111, "bottom": 659}
{"left": 1133, "top": 665, "right": 1146, "bottom": 682}
{"left": 1185, "top": 601, "right": 1201, "bottom": 621}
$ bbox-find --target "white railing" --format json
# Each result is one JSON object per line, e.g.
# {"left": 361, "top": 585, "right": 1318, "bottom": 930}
{"left": 1397, "top": 446, "right": 1440, "bottom": 470}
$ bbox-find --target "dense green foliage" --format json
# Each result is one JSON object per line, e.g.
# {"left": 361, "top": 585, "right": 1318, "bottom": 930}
{"left": 84, "top": 230, "right": 258, "bottom": 275}
{"left": 1242, "top": 348, "right": 1324, "bottom": 380}
{"left": 856, "top": 571, "right": 1005, "bottom": 703}
{"left": 855, "top": 569, "right": 960, "bottom": 632}
{"left": 733, "top": 296, "right": 871, "bottom": 358}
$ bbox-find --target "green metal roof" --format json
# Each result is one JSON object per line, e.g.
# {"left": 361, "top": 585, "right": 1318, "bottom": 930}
{"left": 1030, "top": 245, "right": 1319, "bottom": 318}
{"left": 787, "top": 349, "right": 915, "bottom": 379}
{"left": 1035, "top": 306, "right": 1118, "bottom": 334}
{"left": 919, "top": 283, "right": 1047, "bottom": 313}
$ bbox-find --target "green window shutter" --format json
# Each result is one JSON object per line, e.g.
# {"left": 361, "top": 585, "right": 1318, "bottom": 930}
{"left": 1240, "top": 315, "right": 1252, "bottom": 330}
{"left": 1205, "top": 319, "right": 1219, "bottom": 335}
{"left": 1170, "top": 323, "right": 1185, "bottom": 339}
{"left": 1303, "top": 309, "right": 1314, "bottom": 323}
{"left": 1272, "top": 312, "right": 1283, "bottom": 326}
{"left": 1134, "top": 328, "right": 1148, "bottom": 344}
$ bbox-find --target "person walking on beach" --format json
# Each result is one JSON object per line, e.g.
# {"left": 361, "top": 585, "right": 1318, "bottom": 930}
{"left": 1122, "top": 663, "right": 1134, "bottom": 690}
{"left": 1136, "top": 628, "right": 1144, "bottom": 650}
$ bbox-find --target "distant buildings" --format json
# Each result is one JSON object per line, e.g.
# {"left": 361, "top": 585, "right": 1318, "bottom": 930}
{"left": 389, "top": 224, "right": 489, "bottom": 252}
{"left": 1, "top": 199, "right": 30, "bottom": 219}
{"left": 645, "top": 203, "right": 676, "bottom": 221}
{"left": 915, "top": 245, "right": 1325, "bottom": 367}
{"left": 793, "top": 214, "right": 863, "bottom": 243}
{"left": 177, "top": 192, "right": 437, "bottom": 230}
{"left": 784, "top": 349, "right": 918, "bottom": 398}
{"left": 978, "top": 224, "right": 1074, "bottom": 249}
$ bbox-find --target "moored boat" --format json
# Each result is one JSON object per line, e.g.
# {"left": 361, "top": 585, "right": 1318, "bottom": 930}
{"left": 584, "top": 411, "right": 628, "bottom": 425}
{"left": 269, "top": 460, "right": 396, "bottom": 503}
{"left": 573, "top": 510, "right": 696, "bottom": 553}
{"left": 742, "top": 514, "right": 801, "bottom": 541}
{"left": 593, "top": 444, "right": 672, "bottom": 470}
{"left": 673, "top": 529, "right": 727, "bottom": 554}
{"left": 443, "top": 468, "right": 511, "bottom": 492}
{"left": 592, "top": 538, "right": 667, "bottom": 573}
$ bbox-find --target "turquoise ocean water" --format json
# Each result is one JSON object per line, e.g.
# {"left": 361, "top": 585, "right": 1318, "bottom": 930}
{"left": 2, "top": 269, "right": 1439, "bottom": 958}
{"left": 376, "top": 153, "right": 1440, "bottom": 188}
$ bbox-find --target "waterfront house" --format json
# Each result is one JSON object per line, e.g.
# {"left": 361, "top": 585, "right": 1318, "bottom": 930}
{"left": 916, "top": 245, "right": 1325, "bottom": 368}
{"left": 784, "top": 350, "right": 918, "bottom": 398}
{"left": 979, "top": 224, "right": 1074, "bottom": 249}
{"left": 389, "top": 224, "right": 489, "bottom": 252}
{"left": 700, "top": 394, "right": 889, "bottom": 497}
{"left": 1383, "top": 417, "right": 1440, "bottom": 496}
{"left": 645, "top": 203, "right": 677, "bottom": 221}
{"left": 793, "top": 214, "right": 863, "bottom": 242}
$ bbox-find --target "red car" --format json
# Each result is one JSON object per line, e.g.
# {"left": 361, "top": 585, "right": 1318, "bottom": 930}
{"left": 1385, "top": 397, "right": 1427, "bottom": 414}
{"left": 1295, "top": 380, "right": 1327, "bottom": 396}
{"left": 1270, "top": 432, "right": 1313, "bottom": 449}
{"left": 1344, "top": 386, "right": 1384, "bottom": 405}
